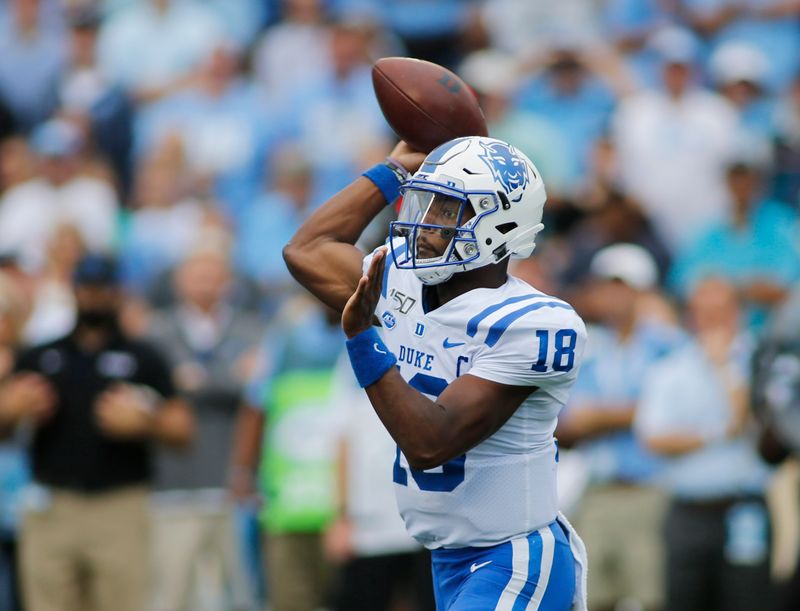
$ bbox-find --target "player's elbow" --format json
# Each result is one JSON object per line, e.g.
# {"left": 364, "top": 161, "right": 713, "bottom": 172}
{"left": 282, "top": 240, "right": 309, "bottom": 281}
{"left": 404, "top": 444, "right": 455, "bottom": 471}
{"left": 406, "top": 452, "right": 442, "bottom": 471}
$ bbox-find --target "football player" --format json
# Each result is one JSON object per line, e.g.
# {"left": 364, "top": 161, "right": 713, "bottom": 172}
{"left": 284, "top": 136, "right": 587, "bottom": 610}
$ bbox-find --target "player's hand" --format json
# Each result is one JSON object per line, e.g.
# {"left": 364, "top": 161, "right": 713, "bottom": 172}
{"left": 341, "top": 247, "right": 386, "bottom": 338}
{"left": 389, "top": 141, "right": 426, "bottom": 174}
{"left": 95, "top": 383, "right": 157, "bottom": 439}
{"left": 0, "top": 372, "right": 57, "bottom": 425}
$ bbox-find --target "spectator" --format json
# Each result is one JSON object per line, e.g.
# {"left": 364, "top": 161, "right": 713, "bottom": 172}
{"left": 60, "top": 5, "right": 136, "bottom": 197}
{"left": 234, "top": 145, "right": 314, "bottom": 305}
{"left": 0, "top": 135, "right": 35, "bottom": 196}
{"left": 669, "top": 149, "right": 799, "bottom": 328}
{"left": 98, "top": 0, "right": 224, "bottom": 104}
{"left": 0, "top": 271, "right": 31, "bottom": 611}
{"left": 0, "top": 0, "right": 65, "bottom": 130}
{"left": 613, "top": 26, "right": 739, "bottom": 252}
{"left": 458, "top": 50, "right": 573, "bottom": 196}
{"left": 0, "top": 254, "right": 193, "bottom": 611}
{"left": 0, "top": 119, "right": 118, "bottom": 272}
{"left": 289, "top": 17, "right": 391, "bottom": 202}
{"left": 683, "top": 0, "right": 800, "bottom": 93}
{"left": 560, "top": 189, "right": 673, "bottom": 289}
{"left": 324, "top": 353, "right": 435, "bottom": 611}
{"left": 709, "top": 42, "right": 775, "bottom": 142}
{"left": 557, "top": 244, "right": 684, "bottom": 611}
{"left": 513, "top": 38, "right": 632, "bottom": 191}
{"left": 253, "top": 0, "right": 332, "bottom": 105}
{"left": 772, "top": 72, "right": 800, "bottom": 206}
{"left": 602, "top": 0, "right": 678, "bottom": 87}
{"left": 119, "top": 148, "right": 207, "bottom": 296}
{"left": 753, "top": 280, "right": 800, "bottom": 609}
{"left": 135, "top": 40, "right": 281, "bottom": 221}
{"left": 481, "top": 0, "right": 602, "bottom": 56}
{"left": 21, "top": 223, "right": 84, "bottom": 346}
{"left": 637, "top": 277, "right": 774, "bottom": 611}
{"left": 376, "top": 0, "right": 475, "bottom": 67}
{"left": 147, "top": 244, "right": 263, "bottom": 611}
{"left": 232, "top": 295, "right": 345, "bottom": 611}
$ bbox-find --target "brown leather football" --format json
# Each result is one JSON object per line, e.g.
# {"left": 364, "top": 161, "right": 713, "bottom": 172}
{"left": 372, "top": 57, "right": 488, "bottom": 153}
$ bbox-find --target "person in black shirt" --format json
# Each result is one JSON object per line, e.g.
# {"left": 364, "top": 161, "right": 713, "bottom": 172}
{"left": 0, "top": 254, "right": 193, "bottom": 611}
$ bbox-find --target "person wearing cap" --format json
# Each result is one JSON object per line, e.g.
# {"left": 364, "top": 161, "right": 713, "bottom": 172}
{"left": 458, "top": 49, "right": 573, "bottom": 197}
{"left": 612, "top": 26, "right": 740, "bottom": 253}
{"left": 636, "top": 277, "right": 774, "bottom": 611}
{"left": 682, "top": 0, "right": 800, "bottom": 94}
{"left": 668, "top": 141, "right": 798, "bottom": 329}
{"left": 513, "top": 34, "right": 634, "bottom": 190}
{"left": 557, "top": 243, "right": 685, "bottom": 611}
{"left": 0, "top": 254, "right": 193, "bottom": 611}
{"left": 709, "top": 42, "right": 774, "bottom": 142}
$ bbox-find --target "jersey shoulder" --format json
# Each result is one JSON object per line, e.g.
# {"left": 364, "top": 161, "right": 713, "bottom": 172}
{"left": 463, "top": 276, "right": 585, "bottom": 349}
{"left": 465, "top": 277, "right": 586, "bottom": 387}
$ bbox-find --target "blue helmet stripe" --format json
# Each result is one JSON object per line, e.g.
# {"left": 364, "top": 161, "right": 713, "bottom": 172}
{"left": 466, "top": 294, "right": 543, "bottom": 337}
{"left": 484, "top": 301, "right": 573, "bottom": 347}
{"left": 419, "top": 137, "right": 472, "bottom": 173}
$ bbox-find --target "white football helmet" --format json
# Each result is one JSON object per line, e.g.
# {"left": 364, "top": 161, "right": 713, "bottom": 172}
{"left": 391, "top": 136, "right": 546, "bottom": 285}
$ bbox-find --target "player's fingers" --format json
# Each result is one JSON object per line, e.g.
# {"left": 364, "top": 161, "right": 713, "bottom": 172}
{"left": 369, "top": 252, "right": 387, "bottom": 297}
{"left": 352, "top": 275, "right": 369, "bottom": 303}
{"left": 366, "top": 247, "right": 386, "bottom": 283}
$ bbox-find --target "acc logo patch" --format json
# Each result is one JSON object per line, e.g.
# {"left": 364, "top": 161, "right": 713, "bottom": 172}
{"left": 381, "top": 311, "right": 397, "bottom": 330}
{"left": 478, "top": 141, "right": 530, "bottom": 202}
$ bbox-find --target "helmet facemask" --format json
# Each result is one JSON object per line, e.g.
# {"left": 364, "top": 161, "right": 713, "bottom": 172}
{"left": 390, "top": 186, "right": 497, "bottom": 285}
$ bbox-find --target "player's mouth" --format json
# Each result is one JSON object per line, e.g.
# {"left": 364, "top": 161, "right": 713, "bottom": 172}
{"left": 416, "top": 240, "right": 441, "bottom": 260}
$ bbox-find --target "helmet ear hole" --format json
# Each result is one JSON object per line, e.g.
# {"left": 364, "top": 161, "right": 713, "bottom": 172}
{"left": 496, "top": 222, "right": 517, "bottom": 235}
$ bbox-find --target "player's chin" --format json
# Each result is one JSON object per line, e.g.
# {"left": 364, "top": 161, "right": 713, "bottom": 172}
{"left": 416, "top": 248, "right": 443, "bottom": 261}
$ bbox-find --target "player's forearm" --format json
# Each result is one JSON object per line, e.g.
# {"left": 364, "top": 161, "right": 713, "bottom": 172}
{"left": 283, "top": 178, "right": 388, "bottom": 309}
{"left": 365, "top": 369, "right": 482, "bottom": 470}
{"left": 284, "top": 178, "right": 387, "bottom": 263}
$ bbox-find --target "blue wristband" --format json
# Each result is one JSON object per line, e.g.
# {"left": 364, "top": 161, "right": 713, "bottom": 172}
{"left": 362, "top": 162, "right": 402, "bottom": 205}
{"left": 346, "top": 327, "right": 397, "bottom": 388}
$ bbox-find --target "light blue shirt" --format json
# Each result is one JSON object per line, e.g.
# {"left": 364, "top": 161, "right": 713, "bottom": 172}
{"left": 636, "top": 339, "right": 771, "bottom": 499}
{"left": 0, "top": 12, "right": 65, "bottom": 128}
{"left": 669, "top": 199, "right": 800, "bottom": 327}
{"left": 602, "top": 0, "right": 675, "bottom": 88}
{"left": 98, "top": 0, "right": 224, "bottom": 91}
{"left": 245, "top": 307, "right": 344, "bottom": 407}
{"left": 513, "top": 75, "right": 616, "bottom": 185}
{"left": 564, "top": 321, "right": 686, "bottom": 484}
{"left": 683, "top": 0, "right": 800, "bottom": 92}
{"left": 233, "top": 191, "right": 304, "bottom": 289}
{"left": 0, "top": 442, "right": 30, "bottom": 535}
{"left": 135, "top": 81, "right": 284, "bottom": 221}
{"left": 288, "top": 66, "right": 389, "bottom": 204}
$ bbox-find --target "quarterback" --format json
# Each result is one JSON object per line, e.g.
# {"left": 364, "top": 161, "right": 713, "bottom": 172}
{"left": 284, "top": 136, "right": 587, "bottom": 610}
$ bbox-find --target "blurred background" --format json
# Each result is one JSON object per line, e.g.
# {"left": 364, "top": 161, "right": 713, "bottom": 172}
{"left": 0, "top": 1, "right": 798, "bottom": 611}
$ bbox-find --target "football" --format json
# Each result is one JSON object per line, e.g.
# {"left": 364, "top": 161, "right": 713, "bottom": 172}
{"left": 372, "top": 57, "right": 488, "bottom": 153}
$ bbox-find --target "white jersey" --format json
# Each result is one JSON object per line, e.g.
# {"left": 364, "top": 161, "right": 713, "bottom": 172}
{"left": 365, "top": 246, "right": 587, "bottom": 549}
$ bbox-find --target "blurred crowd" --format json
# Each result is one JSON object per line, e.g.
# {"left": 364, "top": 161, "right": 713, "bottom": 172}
{"left": 0, "top": 0, "right": 798, "bottom": 610}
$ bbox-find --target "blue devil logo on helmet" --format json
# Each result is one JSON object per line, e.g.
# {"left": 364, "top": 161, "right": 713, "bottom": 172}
{"left": 478, "top": 141, "right": 530, "bottom": 202}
